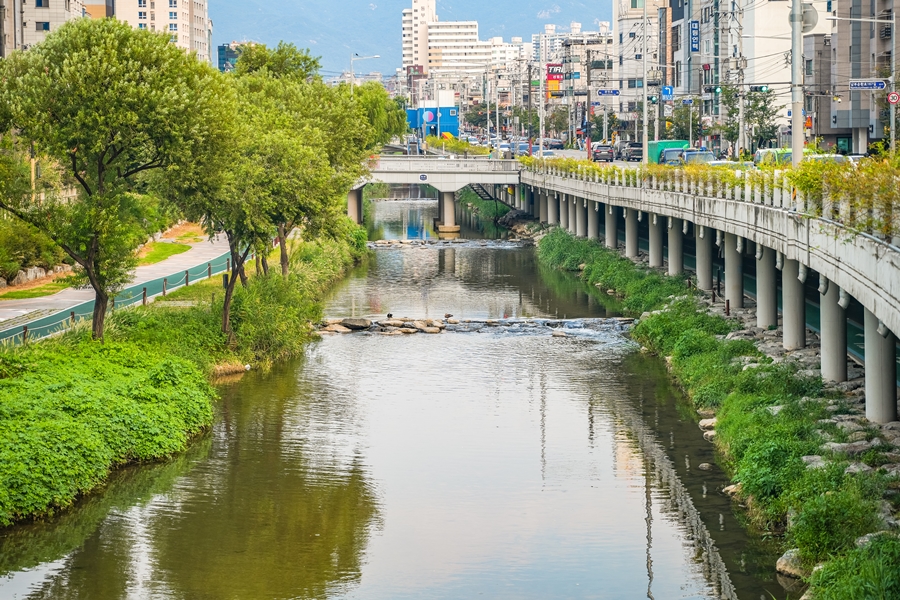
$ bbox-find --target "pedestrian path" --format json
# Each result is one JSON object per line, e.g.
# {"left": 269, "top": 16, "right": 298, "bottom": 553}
{"left": 0, "top": 236, "right": 230, "bottom": 342}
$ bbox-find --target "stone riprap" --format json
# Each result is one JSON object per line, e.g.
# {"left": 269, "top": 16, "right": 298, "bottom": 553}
{"left": 318, "top": 316, "right": 636, "bottom": 338}
{"left": 366, "top": 239, "right": 534, "bottom": 250}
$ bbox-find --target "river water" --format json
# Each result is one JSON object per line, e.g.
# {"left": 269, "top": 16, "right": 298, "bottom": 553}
{"left": 0, "top": 198, "right": 799, "bottom": 599}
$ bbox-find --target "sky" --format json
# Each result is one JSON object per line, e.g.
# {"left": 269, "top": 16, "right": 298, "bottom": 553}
{"left": 211, "top": 0, "right": 613, "bottom": 76}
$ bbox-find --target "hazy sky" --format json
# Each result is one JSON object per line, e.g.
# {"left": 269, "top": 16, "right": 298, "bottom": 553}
{"left": 211, "top": 0, "right": 613, "bottom": 76}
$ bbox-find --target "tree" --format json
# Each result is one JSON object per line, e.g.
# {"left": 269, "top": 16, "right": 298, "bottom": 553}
{"left": 0, "top": 19, "right": 227, "bottom": 340}
{"left": 351, "top": 81, "right": 409, "bottom": 147}
{"left": 548, "top": 106, "right": 569, "bottom": 137}
{"left": 234, "top": 42, "right": 321, "bottom": 81}
{"left": 716, "top": 84, "right": 741, "bottom": 145}
{"left": 746, "top": 88, "right": 780, "bottom": 150}
{"left": 589, "top": 111, "right": 619, "bottom": 142}
{"left": 668, "top": 102, "right": 702, "bottom": 143}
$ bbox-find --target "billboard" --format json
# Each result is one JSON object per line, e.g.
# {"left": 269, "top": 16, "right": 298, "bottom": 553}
{"left": 546, "top": 64, "right": 564, "bottom": 81}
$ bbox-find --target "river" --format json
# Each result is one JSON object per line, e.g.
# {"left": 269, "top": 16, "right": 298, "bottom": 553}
{"left": 0, "top": 197, "right": 800, "bottom": 599}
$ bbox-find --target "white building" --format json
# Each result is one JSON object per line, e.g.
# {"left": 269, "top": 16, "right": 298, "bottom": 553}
{"left": 115, "top": 0, "right": 212, "bottom": 62}
{"left": 11, "top": 0, "right": 85, "bottom": 50}
{"left": 401, "top": 0, "right": 436, "bottom": 72}
{"left": 614, "top": 0, "right": 664, "bottom": 134}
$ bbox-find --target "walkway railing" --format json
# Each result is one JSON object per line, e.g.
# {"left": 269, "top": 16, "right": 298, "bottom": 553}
{"left": 0, "top": 251, "right": 231, "bottom": 345}
{"left": 372, "top": 156, "right": 521, "bottom": 173}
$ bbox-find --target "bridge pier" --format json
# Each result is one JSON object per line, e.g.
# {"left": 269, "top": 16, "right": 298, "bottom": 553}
{"left": 547, "top": 191, "right": 559, "bottom": 225}
{"left": 649, "top": 214, "right": 664, "bottom": 268}
{"left": 526, "top": 187, "right": 536, "bottom": 216}
{"left": 587, "top": 201, "right": 600, "bottom": 240}
{"left": 625, "top": 209, "right": 639, "bottom": 258}
{"left": 558, "top": 195, "right": 569, "bottom": 231}
{"left": 567, "top": 196, "right": 577, "bottom": 234}
{"left": 864, "top": 309, "right": 898, "bottom": 424}
{"left": 756, "top": 246, "right": 778, "bottom": 329}
{"left": 347, "top": 189, "right": 363, "bottom": 225}
{"left": 724, "top": 233, "right": 744, "bottom": 309}
{"left": 539, "top": 190, "right": 548, "bottom": 224}
{"left": 695, "top": 226, "right": 714, "bottom": 291}
{"left": 667, "top": 218, "right": 684, "bottom": 276}
{"left": 441, "top": 191, "right": 457, "bottom": 230}
{"left": 605, "top": 204, "right": 617, "bottom": 249}
{"left": 820, "top": 278, "right": 847, "bottom": 383}
{"left": 782, "top": 258, "right": 806, "bottom": 350}
{"left": 576, "top": 198, "right": 588, "bottom": 238}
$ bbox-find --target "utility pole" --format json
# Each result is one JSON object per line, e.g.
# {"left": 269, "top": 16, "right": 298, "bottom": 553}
{"left": 496, "top": 71, "right": 501, "bottom": 147}
{"left": 641, "top": 0, "right": 650, "bottom": 163}
{"left": 0, "top": 0, "right": 6, "bottom": 58}
{"left": 485, "top": 73, "right": 493, "bottom": 140}
{"left": 586, "top": 48, "right": 593, "bottom": 158}
{"left": 790, "top": 0, "right": 803, "bottom": 167}
{"left": 528, "top": 63, "right": 534, "bottom": 146}
{"left": 539, "top": 34, "right": 546, "bottom": 158}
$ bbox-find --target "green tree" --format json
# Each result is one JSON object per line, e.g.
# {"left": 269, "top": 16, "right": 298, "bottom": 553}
{"left": 716, "top": 84, "right": 741, "bottom": 145}
{"left": 0, "top": 19, "right": 227, "bottom": 340}
{"left": 465, "top": 103, "right": 497, "bottom": 130}
{"left": 588, "top": 111, "right": 619, "bottom": 142}
{"left": 234, "top": 42, "right": 321, "bottom": 80}
{"left": 668, "top": 101, "right": 702, "bottom": 143}
{"left": 548, "top": 106, "right": 569, "bottom": 137}
{"left": 351, "top": 81, "right": 409, "bottom": 147}
{"left": 746, "top": 88, "right": 780, "bottom": 150}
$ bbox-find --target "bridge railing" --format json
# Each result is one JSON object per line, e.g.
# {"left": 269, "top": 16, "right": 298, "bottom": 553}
{"left": 372, "top": 156, "right": 521, "bottom": 173}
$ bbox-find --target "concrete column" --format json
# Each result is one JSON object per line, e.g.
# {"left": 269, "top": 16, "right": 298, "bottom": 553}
{"left": 625, "top": 209, "right": 639, "bottom": 258}
{"left": 667, "top": 218, "right": 684, "bottom": 275}
{"left": 605, "top": 204, "right": 618, "bottom": 249}
{"left": 568, "top": 195, "right": 577, "bottom": 234}
{"left": 820, "top": 279, "right": 847, "bottom": 383}
{"left": 648, "top": 214, "right": 664, "bottom": 267}
{"left": 781, "top": 258, "right": 806, "bottom": 350}
{"left": 695, "top": 226, "right": 714, "bottom": 291}
{"left": 559, "top": 195, "right": 569, "bottom": 231}
{"left": 539, "top": 190, "right": 548, "bottom": 223}
{"left": 547, "top": 191, "right": 559, "bottom": 225}
{"left": 724, "top": 233, "right": 744, "bottom": 309}
{"left": 441, "top": 191, "right": 456, "bottom": 228}
{"left": 587, "top": 201, "right": 600, "bottom": 240}
{"left": 864, "top": 308, "right": 898, "bottom": 424}
{"left": 576, "top": 198, "right": 588, "bottom": 237}
{"left": 347, "top": 188, "right": 362, "bottom": 224}
{"left": 756, "top": 246, "right": 778, "bottom": 329}
{"left": 526, "top": 188, "right": 535, "bottom": 216}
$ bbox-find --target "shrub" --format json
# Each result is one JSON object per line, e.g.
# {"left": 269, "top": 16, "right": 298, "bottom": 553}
{"left": 790, "top": 485, "right": 881, "bottom": 563}
{"left": 0, "top": 219, "right": 68, "bottom": 282}
{"left": 809, "top": 534, "right": 900, "bottom": 598}
{"left": 735, "top": 437, "right": 812, "bottom": 501}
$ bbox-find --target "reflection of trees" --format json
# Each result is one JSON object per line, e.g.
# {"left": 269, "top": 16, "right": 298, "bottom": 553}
{"left": 2, "top": 359, "right": 380, "bottom": 600}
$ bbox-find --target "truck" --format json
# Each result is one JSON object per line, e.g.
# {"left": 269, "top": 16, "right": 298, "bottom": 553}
{"left": 648, "top": 140, "right": 690, "bottom": 164}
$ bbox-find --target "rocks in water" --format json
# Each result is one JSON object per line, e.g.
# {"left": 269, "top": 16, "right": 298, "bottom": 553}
{"left": 703, "top": 430, "right": 717, "bottom": 442}
{"left": 551, "top": 330, "right": 567, "bottom": 337}
{"left": 698, "top": 418, "right": 717, "bottom": 430}
{"left": 698, "top": 463, "right": 712, "bottom": 471}
{"left": 447, "top": 318, "right": 460, "bottom": 325}
{"left": 422, "top": 327, "right": 442, "bottom": 334}
{"left": 722, "top": 483, "right": 742, "bottom": 497}
{"left": 776, "top": 548, "right": 808, "bottom": 579}
{"left": 322, "top": 324, "right": 352, "bottom": 333}
{"left": 341, "top": 318, "right": 372, "bottom": 330}
{"left": 399, "top": 328, "right": 419, "bottom": 334}
{"left": 378, "top": 319, "right": 406, "bottom": 328}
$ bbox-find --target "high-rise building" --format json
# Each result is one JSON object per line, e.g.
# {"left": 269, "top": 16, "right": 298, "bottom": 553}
{"left": 427, "top": 21, "right": 490, "bottom": 78}
{"left": 217, "top": 40, "right": 247, "bottom": 72}
{"left": 116, "top": 0, "right": 212, "bottom": 63}
{"left": 9, "top": 0, "right": 85, "bottom": 51}
{"left": 401, "top": 0, "right": 435, "bottom": 73}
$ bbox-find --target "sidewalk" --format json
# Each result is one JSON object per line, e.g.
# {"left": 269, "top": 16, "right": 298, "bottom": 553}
{"left": 0, "top": 236, "right": 229, "bottom": 327}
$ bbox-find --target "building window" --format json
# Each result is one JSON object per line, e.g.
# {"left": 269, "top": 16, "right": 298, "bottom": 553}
{"left": 35, "top": 0, "right": 48, "bottom": 7}
{"left": 628, "top": 79, "right": 637, "bottom": 88}
{"left": 631, "top": 0, "right": 643, "bottom": 7}
{"left": 169, "top": 11, "right": 176, "bottom": 19}
{"left": 629, "top": 32, "right": 636, "bottom": 38}
{"left": 138, "top": 23, "right": 147, "bottom": 29}
{"left": 35, "top": 21, "right": 50, "bottom": 31}
{"left": 138, "top": 11, "right": 146, "bottom": 18}
{"left": 672, "top": 26, "right": 681, "bottom": 51}
{"left": 805, "top": 59, "right": 813, "bottom": 76}
{"left": 169, "top": 23, "right": 177, "bottom": 31}
{"left": 675, "top": 61, "right": 682, "bottom": 87}
{"left": 138, "top": 0, "right": 146, "bottom": 5}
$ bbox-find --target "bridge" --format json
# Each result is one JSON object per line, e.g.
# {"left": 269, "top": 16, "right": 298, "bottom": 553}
{"left": 348, "top": 156, "right": 520, "bottom": 232}
{"left": 350, "top": 157, "right": 900, "bottom": 424}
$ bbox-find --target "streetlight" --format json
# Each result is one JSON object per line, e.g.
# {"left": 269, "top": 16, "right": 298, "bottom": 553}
{"left": 826, "top": 15, "right": 896, "bottom": 156}
{"left": 350, "top": 53, "right": 380, "bottom": 99}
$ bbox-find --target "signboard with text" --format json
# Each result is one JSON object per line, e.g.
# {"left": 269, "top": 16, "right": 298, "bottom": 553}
{"left": 546, "top": 64, "right": 564, "bottom": 81}
{"left": 689, "top": 21, "right": 700, "bottom": 53}
{"left": 849, "top": 79, "right": 886, "bottom": 90}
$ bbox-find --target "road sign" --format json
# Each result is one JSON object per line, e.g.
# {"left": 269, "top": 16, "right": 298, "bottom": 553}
{"left": 664, "top": 105, "right": 674, "bottom": 117}
{"left": 786, "top": 109, "right": 806, "bottom": 117}
{"left": 889, "top": 91, "right": 900, "bottom": 105}
{"left": 419, "top": 174, "right": 428, "bottom": 181}
{"left": 849, "top": 79, "right": 887, "bottom": 90}
{"left": 597, "top": 89, "right": 620, "bottom": 96}
{"left": 661, "top": 85, "right": 674, "bottom": 101}
{"left": 682, "top": 99, "right": 694, "bottom": 105}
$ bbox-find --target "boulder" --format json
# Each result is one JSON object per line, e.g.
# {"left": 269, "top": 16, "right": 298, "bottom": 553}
{"left": 412, "top": 320, "right": 428, "bottom": 331}
{"left": 698, "top": 463, "right": 712, "bottom": 471}
{"left": 341, "top": 318, "right": 372, "bottom": 330}
{"left": 399, "top": 328, "right": 419, "bottom": 334}
{"left": 802, "top": 455, "right": 827, "bottom": 469}
{"left": 378, "top": 319, "right": 406, "bottom": 328}
{"left": 703, "top": 430, "right": 717, "bottom": 442}
{"left": 551, "top": 330, "right": 567, "bottom": 337}
{"left": 775, "top": 549, "right": 808, "bottom": 579}
{"left": 722, "top": 483, "right": 742, "bottom": 497}
{"left": 698, "top": 418, "right": 717, "bottom": 430}
{"left": 422, "top": 327, "right": 442, "bottom": 334}
{"left": 823, "top": 439, "right": 880, "bottom": 456}
{"left": 845, "top": 462, "right": 873, "bottom": 475}
{"left": 322, "top": 324, "right": 351, "bottom": 333}
{"left": 447, "top": 319, "right": 460, "bottom": 325}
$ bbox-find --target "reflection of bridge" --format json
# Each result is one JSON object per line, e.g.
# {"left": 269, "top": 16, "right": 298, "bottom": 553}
{"left": 347, "top": 156, "right": 521, "bottom": 233}
{"left": 350, "top": 157, "right": 900, "bottom": 423}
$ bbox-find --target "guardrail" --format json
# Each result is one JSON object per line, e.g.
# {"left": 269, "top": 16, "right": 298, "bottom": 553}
{"left": 372, "top": 156, "right": 522, "bottom": 172}
{"left": 0, "top": 251, "right": 231, "bottom": 345}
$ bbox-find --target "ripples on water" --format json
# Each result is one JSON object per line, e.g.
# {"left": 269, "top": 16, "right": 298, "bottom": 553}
{"left": 0, "top": 200, "right": 794, "bottom": 600}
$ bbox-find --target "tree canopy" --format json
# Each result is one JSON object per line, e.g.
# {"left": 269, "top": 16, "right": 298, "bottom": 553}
{"left": 234, "top": 42, "right": 321, "bottom": 80}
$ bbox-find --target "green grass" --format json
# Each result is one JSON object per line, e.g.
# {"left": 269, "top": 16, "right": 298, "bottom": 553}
{"left": 536, "top": 228, "right": 898, "bottom": 592}
{"left": 458, "top": 188, "right": 511, "bottom": 221}
{"left": 0, "top": 278, "right": 71, "bottom": 300}
{"left": 137, "top": 242, "right": 190, "bottom": 266}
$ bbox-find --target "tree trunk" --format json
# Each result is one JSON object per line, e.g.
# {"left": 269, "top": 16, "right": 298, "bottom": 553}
{"left": 261, "top": 254, "right": 269, "bottom": 276}
{"left": 255, "top": 255, "right": 261, "bottom": 276}
{"left": 278, "top": 223, "right": 290, "bottom": 277}
{"left": 91, "top": 290, "right": 109, "bottom": 341}
{"left": 223, "top": 244, "right": 251, "bottom": 335}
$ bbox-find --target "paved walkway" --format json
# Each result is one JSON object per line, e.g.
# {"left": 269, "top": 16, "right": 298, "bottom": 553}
{"left": 0, "top": 236, "right": 229, "bottom": 327}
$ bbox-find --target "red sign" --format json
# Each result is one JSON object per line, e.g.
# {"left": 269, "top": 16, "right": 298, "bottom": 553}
{"left": 546, "top": 64, "right": 563, "bottom": 82}
{"left": 889, "top": 91, "right": 900, "bottom": 105}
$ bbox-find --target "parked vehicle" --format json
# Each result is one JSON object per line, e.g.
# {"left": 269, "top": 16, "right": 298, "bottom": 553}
{"left": 613, "top": 140, "right": 631, "bottom": 160}
{"left": 623, "top": 143, "right": 643, "bottom": 162}
{"left": 660, "top": 148, "right": 685, "bottom": 165}
{"left": 681, "top": 150, "right": 716, "bottom": 165}
{"left": 648, "top": 140, "right": 690, "bottom": 164}
{"left": 546, "top": 138, "right": 565, "bottom": 149}
{"left": 592, "top": 144, "right": 614, "bottom": 162}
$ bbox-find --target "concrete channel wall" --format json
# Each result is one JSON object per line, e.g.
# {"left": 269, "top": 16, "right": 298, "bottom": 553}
{"left": 519, "top": 166, "right": 900, "bottom": 424}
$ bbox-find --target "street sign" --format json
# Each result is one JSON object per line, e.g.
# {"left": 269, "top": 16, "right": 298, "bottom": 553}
{"left": 701, "top": 93, "right": 712, "bottom": 101}
{"left": 889, "top": 91, "right": 900, "bottom": 105}
{"left": 682, "top": 99, "right": 694, "bottom": 105}
{"left": 597, "top": 89, "right": 620, "bottom": 96}
{"left": 849, "top": 79, "right": 887, "bottom": 90}
{"left": 661, "top": 85, "right": 674, "bottom": 101}
{"left": 664, "top": 105, "right": 674, "bottom": 117}
{"left": 689, "top": 21, "right": 700, "bottom": 53}
{"left": 786, "top": 109, "right": 806, "bottom": 117}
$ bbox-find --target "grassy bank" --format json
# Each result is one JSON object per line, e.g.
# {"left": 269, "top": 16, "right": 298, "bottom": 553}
{"left": 0, "top": 233, "right": 365, "bottom": 527}
{"left": 457, "top": 188, "right": 511, "bottom": 221}
{"left": 538, "top": 228, "right": 900, "bottom": 598}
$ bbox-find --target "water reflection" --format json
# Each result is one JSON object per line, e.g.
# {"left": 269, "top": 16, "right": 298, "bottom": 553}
{"left": 366, "top": 198, "right": 507, "bottom": 241}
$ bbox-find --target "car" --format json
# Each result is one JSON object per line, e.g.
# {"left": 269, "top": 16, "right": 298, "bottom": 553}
{"left": 592, "top": 144, "right": 614, "bottom": 162}
{"left": 623, "top": 143, "right": 643, "bottom": 162}
{"left": 681, "top": 150, "right": 716, "bottom": 165}
{"left": 544, "top": 138, "right": 565, "bottom": 150}
{"left": 660, "top": 148, "right": 685, "bottom": 165}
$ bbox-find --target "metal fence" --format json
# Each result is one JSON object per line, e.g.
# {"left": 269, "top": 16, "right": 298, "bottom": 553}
{"left": 0, "top": 251, "right": 231, "bottom": 345}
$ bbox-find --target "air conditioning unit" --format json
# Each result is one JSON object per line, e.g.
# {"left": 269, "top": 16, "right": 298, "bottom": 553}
{"left": 880, "top": 25, "right": 892, "bottom": 39}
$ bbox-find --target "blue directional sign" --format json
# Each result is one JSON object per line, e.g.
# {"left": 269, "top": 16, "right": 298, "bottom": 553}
{"left": 849, "top": 79, "right": 887, "bottom": 90}
{"left": 682, "top": 99, "right": 694, "bottom": 106}
{"left": 689, "top": 21, "right": 700, "bottom": 53}
{"left": 786, "top": 109, "right": 807, "bottom": 117}
{"left": 597, "top": 89, "right": 620, "bottom": 96}
{"left": 661, "top": 85, "right": 674, "bottom": 101}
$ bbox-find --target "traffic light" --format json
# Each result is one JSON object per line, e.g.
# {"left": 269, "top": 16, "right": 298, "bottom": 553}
{"left": 649, "top": 95, "right": 659, "bottom": 104}
{"left": 703, "top": 86, "right": 722, "bottom": 94}
{"left": 749, "top": 85, "right": 769, "bottom": 93}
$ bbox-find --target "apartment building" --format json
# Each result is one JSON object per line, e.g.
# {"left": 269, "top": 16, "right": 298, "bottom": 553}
{"left": 615, "top": 0, "right": 665, "bottom": 133}
{"left": 401, "top": 0, "right": 436, "bottom": 73}
{"left": 1, "top": 0, "right": 13, "bottom": 56}
{"left": 6, "top": 0, "right": 85, "bottom": 51}
{"left": 115, "top": 0, "right": 212, "bottom": 62}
